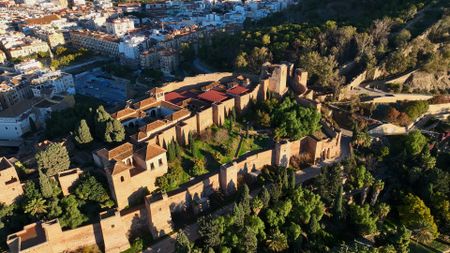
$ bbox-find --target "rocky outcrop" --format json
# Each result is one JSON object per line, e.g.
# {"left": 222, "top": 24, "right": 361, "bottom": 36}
{"left": 403, "top": 71, "right": 450, "bottom": 92}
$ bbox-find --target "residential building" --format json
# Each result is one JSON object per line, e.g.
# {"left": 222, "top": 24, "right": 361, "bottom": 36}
{"left": 119, "top": 35, "right": 147, "bottom": 61}
{"left": 0, "top": 98, "right": 38, "bottom": 141}
{"left": 30, "top": 70, "right": 75, "bottom": 98}
{"left": 106, "top": 18, "right": 135, "bottom": 37}
{"left": 70, "top": 30, "right": 120, "bottom": 56}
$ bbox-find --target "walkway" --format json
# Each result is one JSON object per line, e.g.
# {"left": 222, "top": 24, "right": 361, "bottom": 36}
{"left": 192, "top": 58, "right": 214, "bottom": 74}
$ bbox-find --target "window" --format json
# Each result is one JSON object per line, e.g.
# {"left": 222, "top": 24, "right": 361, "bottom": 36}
{"left": 120, "top": 176, "right": 124, "bottom": 182}
{"left": 159, "top": 158, "right": 163, "bottom": 166}
{"left": 150, "top": 163, "right": 155, "bottom": 170}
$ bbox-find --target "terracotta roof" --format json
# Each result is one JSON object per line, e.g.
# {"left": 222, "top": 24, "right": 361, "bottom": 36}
{"left": 165, "top": 91, "right": 185, "bottom": 105}
{"left": 111, "top": 107, "right": 139, "bottom": 121}
{"left": 197, "top": 90, "right": 228, "bottom": 103}
{"left": 136, "top": 144, "right": 166, "bottom": 161}
{"left": 133, "top": 97, "right": 157, "bottom": 110}
{"left": 106, "top": 142, "right": 134, "bottom": 161}
{"left": 110, "top": 160, "right": 132, "bottom": 175}
{"left": 227, "top": 85, "right": 249, "bottom": 96}
{"left": 166, "top": 108, "right": 190, "bottom": 121}
{"left": 139, "top": 120, "right": 166, "bottom": 134}
{"left": 25, "top": 15, "right": 60, "bottom": 25}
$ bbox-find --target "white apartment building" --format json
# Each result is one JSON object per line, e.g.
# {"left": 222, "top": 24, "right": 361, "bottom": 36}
{"left": 0, "top": 78, "right": 33, "bottom": 110}
{"left": 0, "top": 33, "right": 50, "bottom": 59}
{"left": 119, "top": 35, "right": 147, "bottom": 60}
{"left": 106, "top": 18, "right": 135, "bottom": 37}
{"left": 70, "top": 30, "right": 120, "bottom": 56}
{"left": 14, "top": 60, "right": 43, "bottom": 74}
{"left": 30, "top": 71, "right": 75, "bottom": 98}
{"left": 0, "top": 99, "right": 37, "bottom": 141}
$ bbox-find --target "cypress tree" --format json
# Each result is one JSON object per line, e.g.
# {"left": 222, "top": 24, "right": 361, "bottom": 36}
{"left": 39, "top": 169, "right": 53, "bottom": 198}
{"left": 259, "top": 186, "right": 270, "bottom": 208}
{"left": 94, "top": 106, "right": 110, "bottom": 139}
{"left": 334, "top": 185, "right": 344, "bottom": 221}
{"left": 111, "top": 119, "right": 125, "bottom": 142}
{"left": 74, "top": 119, "right": 93, "bottom": 145}
{"left": 289, "top": 170, "right": 296, "bottom": 190}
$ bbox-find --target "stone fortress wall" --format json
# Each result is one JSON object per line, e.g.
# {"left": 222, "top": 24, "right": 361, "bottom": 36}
{"left": 7, "top": 63, "right": 343, "bottom": 253}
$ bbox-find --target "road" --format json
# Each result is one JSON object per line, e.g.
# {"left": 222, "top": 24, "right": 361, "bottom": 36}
{"left": 192, "top": 58, "right": 214, "bottom": 74}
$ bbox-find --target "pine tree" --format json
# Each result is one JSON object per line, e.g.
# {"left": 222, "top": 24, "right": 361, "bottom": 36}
{"left": 39, "top": 169, "right": 53, "bottom": 198}
{"left": 74, "top": 119, "right": 93, "bottom": 145}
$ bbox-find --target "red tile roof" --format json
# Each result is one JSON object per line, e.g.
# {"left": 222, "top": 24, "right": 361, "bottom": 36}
{"left": 227, "top": 85, "right": 249, "bottom": 96}
{"left": 197, "top": 90, "right": 228, "bottom": 103}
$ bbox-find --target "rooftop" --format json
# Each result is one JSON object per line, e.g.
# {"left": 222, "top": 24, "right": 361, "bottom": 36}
{"left": 197, "top": 89, "right": 228, "bottom": 103}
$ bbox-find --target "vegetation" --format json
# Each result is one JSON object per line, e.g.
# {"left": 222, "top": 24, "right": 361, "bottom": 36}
{"left": 35, "top": 143, "right": 70, "bottom": 176}
{"left": 50, "top": 47, "right": 90, "bottom": 70}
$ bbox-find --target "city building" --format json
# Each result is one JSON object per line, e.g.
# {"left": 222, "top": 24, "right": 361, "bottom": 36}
{"left": 105, "top": 18, "right": 135, "bottom": 37}
{"left": 118, "top": 34, "right": 147, "bottom": 61}
{"left": 30, "top": 70, "right": 75, "bottom": 98}
{"left": 0, "top": 98, "right": 38, "bottom": 141}
{"left": 70, "top": 30, "right": 120, "bottom": 56}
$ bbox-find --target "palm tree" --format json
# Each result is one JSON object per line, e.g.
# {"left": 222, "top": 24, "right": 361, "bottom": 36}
{"left": 266, "top": 230, "right": 288, "bottom": 252}
{"left": 24, "top": 198, "right": 48, "bottom": 217}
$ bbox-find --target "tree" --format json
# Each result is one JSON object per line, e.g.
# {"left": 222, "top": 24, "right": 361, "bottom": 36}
{"left": 291, "top": 186, "right": 325, "bottom": 225}
{"left": 300, "top": 51, "right": 342, "bottom": 88}
{"left": 198, "top": 215, "right": 225, "bottom": 248}
{"left": 370, "top": 180, "right": 384, "bottom": 206}
{"left": 104, "top": 119, "right": 125, "bottom": 143}
{"left": 349, "top": 204, "right": 378, "bottom": 236}
{"left": 239, "top": 184, "right": 251, "bottom": 214}
{"left": 272, "top": 97, "right": 321, "bottom": 141}
{"left": 404, "top": 130, "right": 427, "bottom": 156}
{"left": 175, "top": 230, "right": 194, "bottom": 253}
{"left": 394, "top": 29, "right": 411, "bottom": 48}
{"left": 266, "top": 230, "right": 288, "bottom": 252}
{"left": 333, "top": 185, "right": 344, "bottom": 221}
{"left": 240, "top": 227, "right": 258, "bottom": 252}
{"left": 74, "top": 119, "right": 93, "bottom": 146}
{"left": 398, "top": 193, "right": 438, "bottom": 243}
{"left": 24, "top": 197, "right": 47, "bottom": 217}
{"left": 247, "top": 47, "right": 273, "bottom": 74}
{"left": 379, "top": 225, "right": 411, "bottom": 253}
{"left": 74, "top": 174, "right": 114, "bottom": 208}
{"left": 35, "top": 143, "right": 70, "bottom": 176}
{"left": 234, "top": 52, "right": 248, "bottom": 70}
{"left": 39, "top": 169, "right": 54, "bottom": 198}
{"left": 60, "top": 195, "right": 88, "bottom": 229}
{"left": 47, "top": 197, "right": 62, "bottom": 219}
{"left": 259, "top": 186, "right": 270, "bottom": 208}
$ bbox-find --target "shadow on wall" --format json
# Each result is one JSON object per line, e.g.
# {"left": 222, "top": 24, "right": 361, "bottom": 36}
{"left": 128, "top": 187, "right": 150, "bottom": 207}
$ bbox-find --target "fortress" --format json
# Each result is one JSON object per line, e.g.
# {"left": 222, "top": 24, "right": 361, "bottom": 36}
{"left": 6, "top": 63, "right": 343, "bottom": 253}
